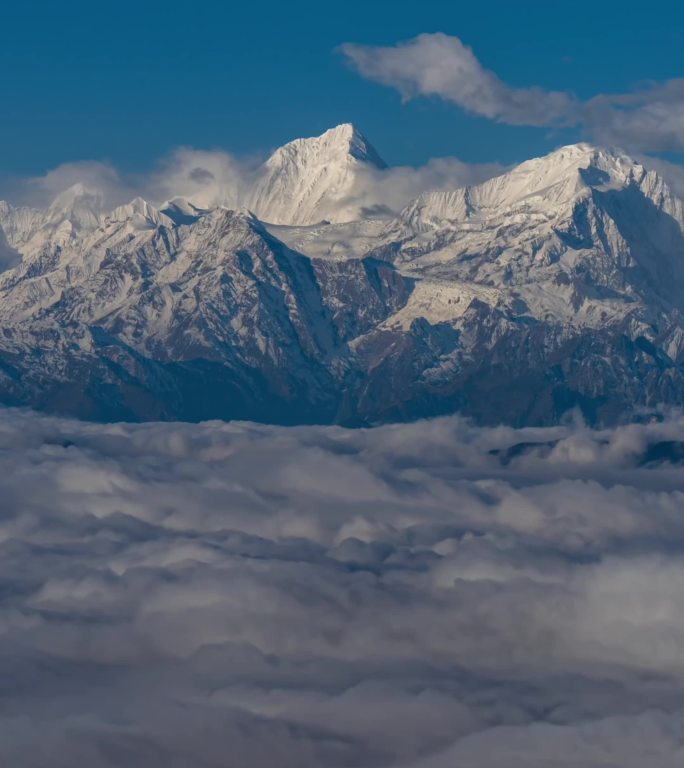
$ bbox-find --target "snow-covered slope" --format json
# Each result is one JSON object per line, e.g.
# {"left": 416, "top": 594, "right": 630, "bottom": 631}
{"left": 0, "top": 201, "right": 45, "bottom": 249}
{"left": 1, "top": 130, "right": 684, "bottom": 426}
{"left": 0, "top": 182, "right": 104, "bottom": 257}
{"left": 243, "top": 123, "right": 386, "bottom": 225}
{"left": 375, "top": 144, "right": 684, "bottom": 334}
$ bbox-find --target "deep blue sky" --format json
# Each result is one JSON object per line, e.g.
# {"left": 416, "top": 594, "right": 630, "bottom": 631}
{"left": 2, "top": 0, "right": 683, "bottom": 175}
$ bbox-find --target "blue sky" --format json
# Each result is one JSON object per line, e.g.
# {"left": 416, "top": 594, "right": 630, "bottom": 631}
{"left": 2, "top": 0, "right": 684, "bottom": 176}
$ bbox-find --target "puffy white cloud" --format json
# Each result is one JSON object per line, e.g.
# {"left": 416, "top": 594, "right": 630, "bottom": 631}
{"left": 3, "top": 151, "right": 248, "bottom": 213}
{"left": 1, "top": 146, "right": 503, "bottom": 222}
{"left": 340, "top": 33, "right": 578, "bottom": 127}
{"left": 0, "top": 410, "right": 684, "bottom": 765}
{"left": 347, "top": 157, "right": 506, "bottom": 218}
{"left": 143, "top": 146, "right": 248, "bottom": 209}
{"left": 342, "top": 33, "right": 684, "bottom": 155}
{"left": 13, "top": 160, "right": 133, "bottom": 210}
{"left": 585, "top": 79, "right": 684, "bottom": 153}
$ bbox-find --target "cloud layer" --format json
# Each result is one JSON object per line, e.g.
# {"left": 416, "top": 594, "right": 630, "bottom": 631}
{"left": 344, "top": 156, "right": 506, "bottom": 218}
{"left": 1, "top": 410, "right": 684, "bottom": 766}
{"left": 342, "top": 33, "right": 684, "bottom": 154}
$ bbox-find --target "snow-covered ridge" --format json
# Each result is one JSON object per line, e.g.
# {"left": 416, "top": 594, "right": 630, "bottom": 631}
{"left": 393, "top": 143, "right": 679, "bottom": 232}
{"left": 0, "top": 182, "right": 106, "bottom": 255}
{"left": 377, "top": 142, "right": 684, "bottom": 331}
{"left": 2, "top": 132, "right": 684, "bottom": 316}
{"left": 1, "top": 127, "right": 684, "bottom": 425}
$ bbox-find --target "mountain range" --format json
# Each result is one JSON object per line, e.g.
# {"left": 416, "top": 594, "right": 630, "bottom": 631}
{"left": 1, "top": 123, "right": 684, "bottom": 425}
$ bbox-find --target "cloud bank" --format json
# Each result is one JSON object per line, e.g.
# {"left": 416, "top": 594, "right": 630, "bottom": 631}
{"left": 1, "top": 410, "right": 684, "bottom": 766}
{"left": 342, "top": 33, "right": 684, "bottom": 154}
{"left": 344, "top": 156, "right": 506, "bottom": 218}
{"left": 3, "top": 147, "right": 504, "bottom": 222}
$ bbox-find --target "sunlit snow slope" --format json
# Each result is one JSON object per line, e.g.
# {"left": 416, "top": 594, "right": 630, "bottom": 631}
{"left": 1, "top": 127, "right": 684, "bottom": 425}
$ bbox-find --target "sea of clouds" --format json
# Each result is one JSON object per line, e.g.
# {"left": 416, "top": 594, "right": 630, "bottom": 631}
{"left": 1, "top": 409, "right": 684, "bottom": 766}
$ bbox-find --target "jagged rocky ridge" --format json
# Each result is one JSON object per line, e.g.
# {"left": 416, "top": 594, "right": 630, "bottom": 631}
{"left": 2, "top": 125, "right": 684, "bottom": 425}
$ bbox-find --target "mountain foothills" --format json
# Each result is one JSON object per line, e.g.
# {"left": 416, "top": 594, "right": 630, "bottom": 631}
{"left": 2, "top": 123, "right": 684, "bottom": 425}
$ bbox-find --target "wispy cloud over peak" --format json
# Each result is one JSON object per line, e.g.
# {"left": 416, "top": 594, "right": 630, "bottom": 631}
{"left": 341, "top": 33, "right": 579, "bottom": 127}
{"left": 341, "top": 33, "right": 684, "bottom": 156}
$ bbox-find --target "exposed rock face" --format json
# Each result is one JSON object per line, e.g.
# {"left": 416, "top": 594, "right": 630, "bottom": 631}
{"left": 2, "top": 129, "right": 684, "bottom": 426}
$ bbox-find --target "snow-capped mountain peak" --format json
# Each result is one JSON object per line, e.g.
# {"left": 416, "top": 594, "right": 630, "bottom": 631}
{"left": 243, "top": 124, "right": 387, "bottom": 225}
{"left": 393, "top": 142, "right": 676, "bottom": 234}
{"left": 45, "top": 182, "right": 104, "bottom": 230}
{"left": 107, "top": 197, "right": 173, "bottom": 230}
{"left": 376, "top": 140, "right": 684, "bottom": 345}
{"left": 0, "top": 183, "right": 105, "bottom": 258}
{"left": 265, "top": 123, "right": 386, "bottom": 170}
{"left": 160, "top": 197, "right": 206, "bottom": 226}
